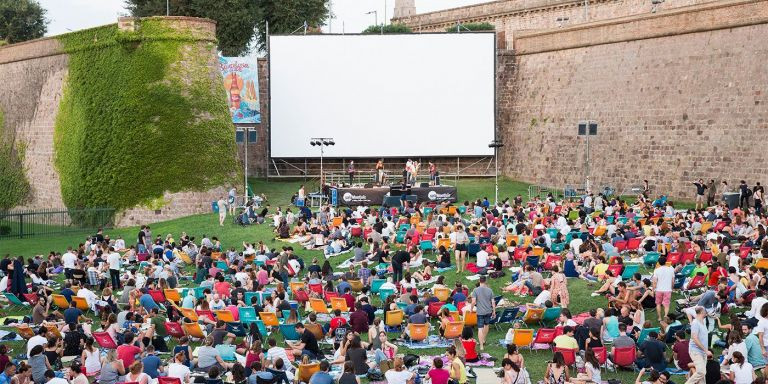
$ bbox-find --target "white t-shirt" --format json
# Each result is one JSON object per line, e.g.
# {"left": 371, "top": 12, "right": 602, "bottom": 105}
{"left": 730, "top": 362, "right": 754, "bottom": 384}
{"left": 476, "top": 250, "right": 488, "bottom": 268}
{"left": 62, "top": 252, "right": 77, "bottom": 269}
{"left": 652, "top": 265, "right": 675, "bottom": 292}
{"left": 756, "top": 318, "right": 768, "bottom": 347}
{"left": 27, "top": 335, "right": 48, "bottom": 356}
{"left": 47, "top": 378, "right": 70, "bottom": 384}
{"left": 168, "top": 362, "right": 191, "bottom": 382}
{"left": 533, "top": 290, "right": 552, "bottom": 306}
{"left": 107, "top": 252, "right": 121, "bottom": 270}
{"left": 748, "top": 297, "right": 768, "bottom": 319}
{"left": 384, "top": 369, "right": 413, "bottom": 384}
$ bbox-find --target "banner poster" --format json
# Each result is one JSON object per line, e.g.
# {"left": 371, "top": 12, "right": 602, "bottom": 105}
{"left": 219, "top": 57, "right": 261, "bottom": 124}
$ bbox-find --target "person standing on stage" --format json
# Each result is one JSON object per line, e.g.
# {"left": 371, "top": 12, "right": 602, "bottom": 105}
{"left": 412, "top": 161, "right": 420, "bottom": 185}
{"left": 347, "top": 161, "right": 355, "bottom": 185}
{"left": 404, "top": 160, "right": 412, "bottom": 185}
{"left": 376, "top": 159, "right": 384, "bottom": 185}
{"left": 429, "top": 162, "right": 437, "bottom": 186}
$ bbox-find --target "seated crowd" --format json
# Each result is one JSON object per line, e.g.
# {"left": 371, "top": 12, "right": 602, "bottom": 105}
{"left": 1, "top": 184, "right": 768, "bottom": 384}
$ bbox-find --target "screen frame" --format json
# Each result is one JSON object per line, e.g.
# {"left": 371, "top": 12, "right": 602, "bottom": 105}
{"left": 267, "top": 32, "right": 497, "bottom": 159}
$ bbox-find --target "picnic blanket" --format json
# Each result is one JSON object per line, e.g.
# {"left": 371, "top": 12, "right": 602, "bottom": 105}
{"left": 417, "top": 276, "right": 439, "bottom": 287}
{"left": 417, "top": 353, "right": 495, "bottom": 368}
{"left": 465, "top": 274, "right": 482, "bottom": 281}
{"left": 0, "top": 329, "right": 22, "bottom": 341}
{"left": 396, "top": 335, "right": 452, "bottom": 349}
{"left": 435, "top": 266, "right": 456, "bottom": 273}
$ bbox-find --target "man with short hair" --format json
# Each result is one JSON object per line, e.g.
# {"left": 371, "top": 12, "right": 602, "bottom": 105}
{"left": 553, "top": 326, "right": 578, "bottom": 349}
{"left": 636, "top": 331, "right": 667, "bottom": 372}
{"left": 685, "top": 307, "right": 708, "bottom": 384}
{"left": 672, "top": 330, "right": 693, "bottom": 371}
{"left": 308, "top": 361, "right": 333, "bottom": 384}
{"left": 652, "top": 256, "right": 675, "bottom": 322}
{"left": 289, "top": 323, "right": 322, "bottom": 359}
{"left": 471, "top": 275, "right": 495, "bottom": 351}
{"left": 107, "top": 246, "right": 121, "bottom": 289}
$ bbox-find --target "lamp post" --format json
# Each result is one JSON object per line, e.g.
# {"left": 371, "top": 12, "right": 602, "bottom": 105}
{"left": 237, "top": 127, "right": 257, "bottom": 204}
{"left": 310, "top": 138, "right": 335, "bottom": 185}
{"left": 166, "top": 0, "right": 169, "bottom": 16}
{"left": 578, "top": 121, "right": 597, "bottom": 193}
{"left": 488, "top": 139, "right": 504, "bottom": 205}
{"left": 366, "top": 10, "right": 378, "bottom": 27}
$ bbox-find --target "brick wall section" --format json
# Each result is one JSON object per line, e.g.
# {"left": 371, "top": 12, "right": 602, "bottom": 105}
{"left": 0, "top": 17, "right": 235, "bottom": 227}
{"left": 394, "top": 0, "right": 714, "bottom": 47}
{"left": 501, "top": 0, "right": 768, "bottom": 199}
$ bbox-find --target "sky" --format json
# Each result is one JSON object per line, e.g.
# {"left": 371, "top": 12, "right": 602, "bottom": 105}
{"left": 39, "top": 0, "right": 491, "bottom": 37}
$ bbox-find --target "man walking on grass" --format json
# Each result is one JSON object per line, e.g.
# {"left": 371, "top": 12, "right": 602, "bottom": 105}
{"left": 652, "top": 256, "right": 675, "bottom": 322}
{"left": 471, "top": 275, "right": 496, "bottom": 351}
{"left": 685, "top": 307, "right": 708, "bottom": 384}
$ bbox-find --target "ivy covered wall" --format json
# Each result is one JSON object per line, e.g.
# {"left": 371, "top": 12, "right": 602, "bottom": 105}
{"left": 0, "top": 108, "right": 31, "bottom": 209}
{"left": 54, "top": 18, "right": 239, "bottom": 211}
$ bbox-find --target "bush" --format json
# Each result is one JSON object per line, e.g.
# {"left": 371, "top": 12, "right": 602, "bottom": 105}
{"left": 362, "top": 23, "right": 412, "bottom": 34}
{"left": 0, "top": 108, "right": 31, "bottom": 210}
{"left": 445, "top": 22, "right": 495, "bottom": 32}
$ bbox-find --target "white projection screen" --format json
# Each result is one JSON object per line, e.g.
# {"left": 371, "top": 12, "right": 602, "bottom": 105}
{"left": 269, "top": 33, "right": 495, "bottom": 158}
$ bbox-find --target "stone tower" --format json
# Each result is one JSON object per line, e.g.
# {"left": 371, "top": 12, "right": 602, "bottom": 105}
{"left": 393, "top": 0, "right": 416, "bottom": 19}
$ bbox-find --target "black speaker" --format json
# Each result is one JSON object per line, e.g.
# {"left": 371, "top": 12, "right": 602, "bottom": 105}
{"left": 578, "top": 123, "right": 587, "bottom": 135}
{"left": 364, "top": 183, "right": 373, "bottom": 188}
{"left": 420, "top": 183, "right": 429, "bottom": 188}
{"left": 588, "top": 122, "right": 598, "bottom": 135}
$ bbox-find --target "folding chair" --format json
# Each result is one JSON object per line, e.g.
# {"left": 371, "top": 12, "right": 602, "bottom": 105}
{"left": 443, "top": 321, "right": 464, "bottom": 339}
{"left": 215, "top": 310, "right": 238, "bottom": 323}
{"left": 72, "top": 296, "right": 89, "bottom": 311}
{"left": 3, "top": 293, "right": 29, "bottom": 309}
{"left": 612, "top": 346, "right": 636, "bottom": 368}
{"left": 494, "top": 307, "right": 520, "bottom": 330}
{"left": 297, "top": 363, "right": 320, "bottom": 384}
{"left": 52, "top": 294, "right": 70, "bottom": 309}
{"left": 163, "top": 289, "right": 181, "bottom": 304}
{"left": 279, "top": 324, "right": 301, "bottom": 341}
{"left": 408, "top": 324, "right": 429, "bottom": 345}
{"left": 158, "top": 377, "right": 182, "bottom": 384}
{"left": 385, "top": 310, "right": 404, "bottom": 329}
{"left": 179, "top": 308, "right": 199, "bottom": 322}
{"left": 512, "top": 329, "right": 534, "bottom": 350}
{"left": 164, "top": 322, "right": 186, "bottom": 339}
{"left": 540, "top": 307, "right": 562, "bottom": 326}
{"left": 553, "top": 347, "right": 577, "bottom": 368}
{"left": 330, "top": 297, "right": 349, "bottom": 312}
{"left": 309, "top": 298, "right": 328, "bottom": 314}
{"left": 15, "top": 324, "right": 35, "bottom": 339}
{"left": 92, "top": 331, "right": 118, "bottom": 349}
{"left": 463, "top": 311, "right": 478, "bottom": 327}
{"left": 532, "top": 328, "right": 557, "bottom": 351}
{"left": 22, "top": 293, "right": 39, "bottom": 304}
{"left": 259, "top": 312, "right": 280, "bottom": 327}
{"left": 636, "top": 327, "right": 660, "bottom": 344}
{"left": 182, "top": 322, "right": 206, "bottom": 340}
{"left": 620, "top": 264, "right": 640, "bottom": 280}
{"left": 370, "top": 279, "right": 386, "bottom": 294}
{"left": 239, "top": 307, "right": 258, "bottom": 325}
{"left": 522, "top": 307, "right": 545, "bottom": 324}
{"left": 434, "top": 287, "right": 451, "bottom": 302}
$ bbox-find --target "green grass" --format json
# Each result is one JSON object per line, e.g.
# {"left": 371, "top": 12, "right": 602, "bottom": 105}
{"left": 0, "top": 178, "right": 685, "bottom": 383}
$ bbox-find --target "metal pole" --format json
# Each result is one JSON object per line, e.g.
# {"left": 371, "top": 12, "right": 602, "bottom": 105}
{"left": 584, "top": 0, "right": 589, "bottom": 22}
{"left": 495, "top": 146, "right": 499, "bottom": 205}
{"left": 329, "top": 0, "right": 333, "bottom": 33}
{"left": 244, "top": 129, "right": 249, "bottom": 204}
{"left": 586, "top": 133, "right": 591, "bottom": 192}
{"left": 320, "top": 146, "right": 324, "bottom": 186}
{"left": 384, "top": 0, "right": 387, "bottom": 25}
{"left": 166, "top": 0, "right": 169, "bottom": 16}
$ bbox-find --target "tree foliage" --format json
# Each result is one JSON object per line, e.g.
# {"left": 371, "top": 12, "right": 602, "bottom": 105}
{"left": 126, "top": 0, "right": 329, "bottom": 56}
{"left": 253, "top": 0, "right": 329, "bottom": 52}
{"left": 126, "top": 0, "right": 259, "bottom": 56}
{"left": 362, "top": 23, "right": 412, "bottom": 35}
{"left": 445, "top": 22, "right": 495, "bottom": 32}
{"left": 0, "top": 0, "right": 47, "bottom": 44}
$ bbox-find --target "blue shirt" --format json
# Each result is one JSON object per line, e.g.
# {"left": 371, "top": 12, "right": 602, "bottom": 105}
{"left": 689, "top": 319, "right": 708, "bottom": 356}
{"left": 308, "top": 372, "right": 334, "bottom": 384}
{"left": 63, "top": 307, "right": 83, "bottom": 324}
{"left": 139, "top": 294, "right": 159, "bottom": 311}
{"left": 142, "top": 354, "right": 162, "bottom": 378}
{"left": 182, "top": 295, "right": 196, "bottom": 309}
{"left": 60, "top": 288, "right": 75, "bottom": 302}
{"left": 0, "top": 372, "right": 11, "bottom": 384}
{"left": 248, "top": 371, "right": 274, "bottom": 384}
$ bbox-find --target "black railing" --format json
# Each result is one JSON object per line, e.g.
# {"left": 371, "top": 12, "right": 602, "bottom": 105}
{"left": 0, "top": 207, "right": 116, "bottom": 239}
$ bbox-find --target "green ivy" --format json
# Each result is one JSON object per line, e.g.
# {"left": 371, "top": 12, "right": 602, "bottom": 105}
{"left": 0, "top": 108, "right": 31, "bottom": 210}
{"left": 54, "top": 19, "right": 239, "bottom": 211}
{"left": 445, "top": 22, "right": 495, "bottom": 32}
{"left": 362, "top": 24, "right": 412, "bottom": 34}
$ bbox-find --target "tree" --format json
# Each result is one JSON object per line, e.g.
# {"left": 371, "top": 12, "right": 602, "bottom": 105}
{"left": 362, "top": 23, "right": 412, "bottom": 35}
{"left": 126, "top": 0, "right": 259, "bottom": 56}
{"left": 0, "top": 0, "right": 47, "bottom": 44}
{"left": 445, "top": 22, "right": 495, "bottom": 33}
{"left": 253, "top": 0, "right": 329, "bottom": 52}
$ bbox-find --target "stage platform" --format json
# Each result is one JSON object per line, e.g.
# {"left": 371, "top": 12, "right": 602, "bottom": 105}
{"left": 330, "top": 185, "right": 457, "bottom": 207}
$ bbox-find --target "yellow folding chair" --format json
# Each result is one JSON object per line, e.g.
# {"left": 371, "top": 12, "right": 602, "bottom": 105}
{"left": 330, "top": 297, "right": 349, "bottom": 312}
{"left": 259, "top": 312, "right": 280, "bottom": 327}
{"left": 164, "top": 289, "right": 181, "bottom": 303}
{"left": 434, "top": 287, "right": 451, "bottom": 302}
{"left": 215, "top": 310, "right": 237, "bottom": 323}
{"left": 386, "top": 310, "right": 404, "bottom": 327}
{"left": 309, "top": 298, "right": 328, "bottom": 314}
{"left": 522, "top": 307, "right": 545, "bottom": 324}
{"left": 72, "top": 296, "right": 89, "bottom": 311}
{"left": 444, "top": 321, "right": 464, "bottom": 339}
{"left": 182, "top": 322, "right": 205, "bottom": 339}
{"left": 512, "top": 329, "right": 534, "bottom": 349}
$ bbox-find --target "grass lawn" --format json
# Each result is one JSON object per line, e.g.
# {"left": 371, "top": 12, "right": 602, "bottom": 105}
{"left": 0, "top": 178, "right": 692, "bottom": 383}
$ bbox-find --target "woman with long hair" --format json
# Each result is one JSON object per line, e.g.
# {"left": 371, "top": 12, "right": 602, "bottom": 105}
{"left": 572, "top": 349, "right": 601, "bottom": 384}
{"left": 81, "top": 337, "right": 102, "bottom": 378}
{"left": 126, "top": 361, "right": 150, "bottom": 384}
{"left": 729, "top": 351, "right": 755, "bottom": 384}
{"left": 454, "top": 226, "right": 470, "bottom": 273}
{"left": 544, "top": 352, "right": 568, "bottom": 384}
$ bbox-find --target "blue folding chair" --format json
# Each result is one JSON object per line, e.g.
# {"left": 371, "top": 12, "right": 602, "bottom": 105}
{"left": 494, "top": 307, "right": 520, "bottom": 331}
{"left": 279, "top": 324, "right": 301, "bottom": 341}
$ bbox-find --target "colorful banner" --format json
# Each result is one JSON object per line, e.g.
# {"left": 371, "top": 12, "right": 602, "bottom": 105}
{"left": 219, "top": 57, "right": 261, "bottom": 124}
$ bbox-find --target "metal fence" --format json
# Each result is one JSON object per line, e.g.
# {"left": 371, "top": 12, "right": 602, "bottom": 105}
{"left": 0, "top": 207, "right": 116, "bottom": 239}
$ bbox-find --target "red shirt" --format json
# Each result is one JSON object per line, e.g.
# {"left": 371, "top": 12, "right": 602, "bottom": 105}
{"left": 462, "top": 339, "right": 478, "bottom": 361}
{"left": 330, "top": 316, "right": 347, "bottom": 331}
{"left": 343, "top": 293, "right": 355, "bottom": 310}
{"left": 214, "top": 281, "right": 232, "bottom": 298}
{"left": 116, "top": 344, "right": 142, "bottom": 367}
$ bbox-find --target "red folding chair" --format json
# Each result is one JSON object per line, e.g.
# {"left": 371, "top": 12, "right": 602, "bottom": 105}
{"left": 627, "top": 237, "right": 642, "bottom": 251}
{"left": 613, "top": 240, "right": 627, "bottom": 253}
{"left": 612, "top": 346, "right": 636, "bottom": 368}
{"left": 309, "top": 283, "right": 323, "bottom": 295}
{"left": 532, "top": 328, "right": 557, "bottom": 350}
{"left": 681, "top": 251, "right": 696, "bottom": 265}
{"left": 164, "top": 322, "right": 185, "bottom": 339}
{"left": 158, "top": 378, "right": 182, "bottom": 384}
{"left": 93, "top": 331, "right": 118, "bottom": 349}
{"left": 148, "top": 289, "right": 166, "bottom": 304}
{"left": 22, "top": 293, "right": 39, "bottom": 304}
{"left": 606, "top": 264, "right": 623, "bottom": 278}
{"left": 666, "top": 252, "right": 681, "bottom": 265}
{"left": 195, "top": 310, "right": 216, "bottom": 323}
{"left": 553, "top": 347, "right": 577, "bottom": 366}
{"left": 428, "top": 301, "right": 445, "bottom": 318}
{"left": 591, "top": 346, "right": 607, "bottom": 369}
{"left": 699, "top": 251, "right": 713, "bottom": 264}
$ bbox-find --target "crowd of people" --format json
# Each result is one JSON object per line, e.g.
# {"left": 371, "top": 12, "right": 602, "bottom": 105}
{"left": 2, "top": 181, "right": 768, "bottom": 384}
